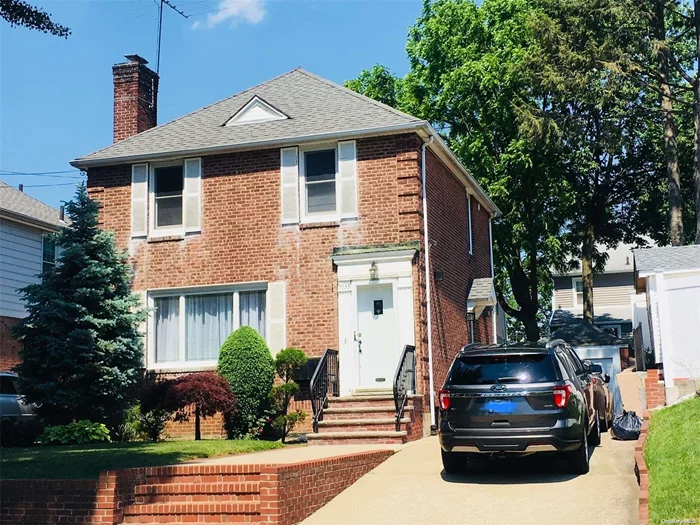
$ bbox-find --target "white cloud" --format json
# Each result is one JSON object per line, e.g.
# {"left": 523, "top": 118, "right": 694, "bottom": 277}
{"left": 192, "top": 0, "right": 266, "bottom": 29}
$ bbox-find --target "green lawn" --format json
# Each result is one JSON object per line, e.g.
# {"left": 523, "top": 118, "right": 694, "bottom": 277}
{"left": 645, "top": 396, "right": 700, "bottom": 524}
{"left": 0, "top": 439, "right": 283, "bottom": 480}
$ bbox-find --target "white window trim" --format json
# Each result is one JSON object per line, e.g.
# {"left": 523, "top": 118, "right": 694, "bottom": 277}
{"left": 467, "top": 191, "right": 473, "bottom": 255}
{"left": 572, "top": 277, "right": 583, "bottom": 307}
{"left": 149, "top": 160, "right": 185, "bottom": 238}
{"left": 146, "top": 282, "right": 268, "bottom": 370}
{"left": 41, "top": 235, "right": 56, "bottom": 274}
{"left": 299, "top": 143, "right": 340, "bottom": 224}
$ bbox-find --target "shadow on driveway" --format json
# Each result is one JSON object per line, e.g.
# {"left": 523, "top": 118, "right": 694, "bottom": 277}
{"left": 440, "top": 446, "right": 597, "bottom": 484}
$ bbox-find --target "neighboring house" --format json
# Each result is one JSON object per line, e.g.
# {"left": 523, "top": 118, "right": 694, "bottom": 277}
{"left": 550, "top": 243, "right": 649, "bottom": 341}
{"left": 634, "top": 245, "right": 700, "bottom": 403}
{"left": 70, "top": 55, "right": 501, "bottom": 441}
{"left": 0, "top": 182, "right": 66, "bottom": 371}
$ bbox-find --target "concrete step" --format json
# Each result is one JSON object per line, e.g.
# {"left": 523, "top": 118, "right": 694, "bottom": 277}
{"left": 133, "top": 481, "right": 259, "bottom": 504}
{"left": 324, "top": 406, "right": 413, "bottom": 421}
{"left": 306, "top": 430, "right": 408, "bottom": 445}
{"left": 352, "top": 388, "right": 394, "bottom": 397}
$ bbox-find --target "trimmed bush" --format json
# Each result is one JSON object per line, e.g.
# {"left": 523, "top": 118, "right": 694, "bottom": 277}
{"left": 218, "top": 326, "right": 275, "bottom": 438}
{"left": 40, "top": 420, "right": 110, "bottom": 445}
{"left": 120, "top": 404, "right": 172, "bottom": 442}
{"left": 270, "top": 348, "right": 307, "bottom": 443}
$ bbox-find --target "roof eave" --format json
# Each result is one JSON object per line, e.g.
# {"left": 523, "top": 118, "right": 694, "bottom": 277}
{"left": 0, "top": 210, "right": 64, "bottom": 232}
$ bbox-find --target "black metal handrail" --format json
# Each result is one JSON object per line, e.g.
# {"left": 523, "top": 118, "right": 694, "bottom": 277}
{"left": 393, "top": 344, "right": 416, "bottom": 431}
{"left": 310, "top": 348, "right": 339, "bottom": 433}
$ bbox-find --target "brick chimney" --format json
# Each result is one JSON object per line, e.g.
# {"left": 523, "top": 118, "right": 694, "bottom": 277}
{"left": 112, "top": 54, "right": 159, "bottom": 143}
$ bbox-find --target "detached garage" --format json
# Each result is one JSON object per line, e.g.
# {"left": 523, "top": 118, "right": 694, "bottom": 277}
{"left": 552, "top": 319, "right": 627, "bottom": 416}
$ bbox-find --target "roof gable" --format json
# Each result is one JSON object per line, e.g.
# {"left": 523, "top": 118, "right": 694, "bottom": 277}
{"left": 224, "top": 96, "right": 289, "bottom": 126}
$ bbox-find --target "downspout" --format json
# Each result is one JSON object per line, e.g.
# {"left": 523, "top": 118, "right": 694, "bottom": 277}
{"left": 421, "top": 136, "right": 436, "bottom": 430}
{"left": 489, "top": 217, "right": 497, "bottom": 344}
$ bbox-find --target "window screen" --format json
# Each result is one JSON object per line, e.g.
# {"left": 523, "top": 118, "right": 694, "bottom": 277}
{"left": 305, "top": 150, "right": 336, "bottom": 214}
{"left": 154, "top": 166, "right": 184, "bottom": 228}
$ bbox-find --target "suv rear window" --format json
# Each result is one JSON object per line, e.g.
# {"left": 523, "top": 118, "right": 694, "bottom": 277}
{"left": 447, "top": 353, "right": 559, "bottom": 385}
{"left": 0, "top": 376, "right": 18, "bottom": 395}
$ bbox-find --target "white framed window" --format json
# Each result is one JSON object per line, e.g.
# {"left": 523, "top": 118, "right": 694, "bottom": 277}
{"left": 42, "top": 235, "right": 56, "bottom": 275}
{"left": 599, "top": 324, "right": 621, "bottom": 337}
{"left": 147, "top": 284, "right": 267, "bottom": 369}
{"left": 149, "top": 161, "right": 184, "bottom": 235}
{"left": 300, "top": 145, "right": 339, "bottom": 223}
{"left": 466, "top": 191, "right": 473, "bottom": 255}
{"left": 573, "top": 277, "right": 583, "bottom": 306}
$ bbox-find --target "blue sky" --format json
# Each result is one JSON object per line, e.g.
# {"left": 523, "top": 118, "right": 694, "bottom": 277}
{"left": 1, "top": 0, "right": 421, "bottom": 208}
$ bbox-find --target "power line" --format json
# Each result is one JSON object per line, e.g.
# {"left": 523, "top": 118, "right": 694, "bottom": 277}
{"left": 0, "top": 169, "right": 84, "bottom": 176}
{"left": 22, "top": 182, "right": 79, "bottom": 188}
{"left": 1, "top": 173, "right": 84, "bottom": 179}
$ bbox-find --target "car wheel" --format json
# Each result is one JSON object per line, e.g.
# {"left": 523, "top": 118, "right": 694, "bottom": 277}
{"left": 441, "top": 449, "right": 464, "bottom": 474}
{"left": 566, "top": 422, "right": 590, "bottom": 474}
{"left": 589, "top": 411, "right": 601, "bottom": 446}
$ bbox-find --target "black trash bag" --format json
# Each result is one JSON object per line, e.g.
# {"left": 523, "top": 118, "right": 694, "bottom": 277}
{"left": 611, "top": 410, "right": 643, "bottom": 440}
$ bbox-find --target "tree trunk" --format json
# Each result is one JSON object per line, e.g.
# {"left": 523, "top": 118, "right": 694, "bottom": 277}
{"left": 695, "top": 1, "right": 700, "bottom": 243}
{"left": 581, "top": 224, "right": 595, "bottom": 324}
{"left": 194, "top": 406, "right": 201, "bottom": 441}
{"left": 655, "top": 0, "right": 684, "bottom": 245}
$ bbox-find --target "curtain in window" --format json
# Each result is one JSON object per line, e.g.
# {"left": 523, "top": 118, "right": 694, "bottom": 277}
{"left": 185, "top": 294, "right": 232, "bottom": 361}
{"left": 240, "top": 291, "right": 266, "bottom": 338}
{"left": 154, "top": 297, "right": 179, "bottom": 363}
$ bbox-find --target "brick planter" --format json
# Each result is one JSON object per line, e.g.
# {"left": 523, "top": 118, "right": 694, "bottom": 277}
{"left": 635, "top": 410, "right": 651, "bottom": 525}
{"left": 0, "top": 449, "right": 394, "bottom": 525}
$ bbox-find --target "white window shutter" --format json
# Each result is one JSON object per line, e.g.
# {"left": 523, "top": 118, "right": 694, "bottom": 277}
{"left": 280, "top": 147, "right": 299, "bottom": 224}
{"left": 337, "top": 140, "right": 358, "bottom": 218}
{"left": 184, "top": 158, "right": 202, "bottom": 233}
{"left": 266, "top": 281, "right": 286, "bottom": 357}
{"left": 131, "top": 163, "right": 148, "bottom": 237}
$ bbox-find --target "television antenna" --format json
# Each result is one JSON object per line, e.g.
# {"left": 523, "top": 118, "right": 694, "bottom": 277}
{"left": 156, "top": 0, "right": 188, "bottom": 75}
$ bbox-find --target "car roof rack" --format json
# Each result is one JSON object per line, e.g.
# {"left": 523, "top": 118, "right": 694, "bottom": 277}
{"left": 545, "top": 338, "right": 566, "bottom": 349}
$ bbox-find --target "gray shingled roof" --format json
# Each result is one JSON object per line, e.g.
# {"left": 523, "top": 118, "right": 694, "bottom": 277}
{"left": 552, "top": 319, "right": 626, "bottom": 347}
{"left": 550, "top": 307, "right": 631, "bottom": 326}
{"left": 72, "top": 68, "right": 422, "bottom": 166}
{"left": 468, "top": 278, "right": 495, "bottom": 302}
{"left": 635, "top": 245, "right": 700, "bottom": 273}
{"left": 0, "top": 181, "right": 66, "bottom": 229}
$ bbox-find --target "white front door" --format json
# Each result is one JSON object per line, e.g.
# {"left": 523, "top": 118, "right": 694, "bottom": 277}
{"left": 356, "top": 283, "right": 398, "bottom": 388}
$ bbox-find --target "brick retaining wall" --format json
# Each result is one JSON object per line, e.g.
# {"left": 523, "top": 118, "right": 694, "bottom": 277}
{"left": 634, "top": 410, "right": 651, "bottom": 525}
{"left": 0, "top": 449, "right": 394, "bottom": 525}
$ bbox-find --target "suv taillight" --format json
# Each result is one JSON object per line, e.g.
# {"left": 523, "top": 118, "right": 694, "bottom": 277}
{"left": 438, "top": 389, "right": 451, "bottom": 410}
{"left": 553, "top": 385, "right": 573, "bottom": 408}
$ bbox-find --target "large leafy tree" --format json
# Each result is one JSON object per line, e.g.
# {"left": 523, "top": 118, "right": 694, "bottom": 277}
{"left": 348, "top": 0, "right": 574, "bottom": 340}
{"left": 0, "top": 0, "right": 70, "bottom": 37}
{"left": 13, "top": 184, "right": 145, "bottom": 427}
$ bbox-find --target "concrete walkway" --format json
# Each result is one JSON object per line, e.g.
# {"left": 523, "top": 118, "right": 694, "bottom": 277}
{"left": 301, "top": 432, "right": 639, "bottom": 525}
{"left": 188, "top": 443, "right": 399, "bottom": 465}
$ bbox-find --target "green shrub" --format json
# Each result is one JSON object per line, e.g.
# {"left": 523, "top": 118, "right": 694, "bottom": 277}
{"left": 270, "top": 348, "right": 307, "bottom": 443}
{"left": 217, "top": 326, "right": 275, "bottom": 438}
{"left": 0, "top": 417, "right": 44, "bottom": 448}
{"left": 119, "top": 404, "right": 171, "bottom": 442}
{"left": 40, "top": 420, "right": 111, "bottom": 445}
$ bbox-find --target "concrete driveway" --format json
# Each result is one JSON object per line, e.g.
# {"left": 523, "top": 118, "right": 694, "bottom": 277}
{"left": 301, "top": 432, "right": 638, "bottom": 525}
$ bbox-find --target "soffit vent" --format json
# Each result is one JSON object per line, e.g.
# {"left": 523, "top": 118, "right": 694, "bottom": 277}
{"left": 224, "top": 96, "right": 289, "bottom": 126}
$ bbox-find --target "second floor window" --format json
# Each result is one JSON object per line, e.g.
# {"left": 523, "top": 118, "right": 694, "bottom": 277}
{"left": 153, "top": 165, "right": 184, "bottom": 229}
{"left": 42, "top": 236, "right": 56, "bottom": 274}
{"left": 303, "top": 149, "right": 337, "bottom": 216}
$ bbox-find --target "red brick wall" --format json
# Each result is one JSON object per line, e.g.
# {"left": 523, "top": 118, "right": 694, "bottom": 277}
{"left": 645, "top": 368, "right": 666, "bottom": 409}
{"left": 0, "top": 315, "right": 22, "bottom": 372}
{"left": 259, "top": 450, "right": 393, "bottom": 525}
{"left": 0, "top": 479, "right": 99, "bottom": 524}
{"left": 86, "top": 134, "right": 423, "bottom": 361}
{"left": 424, "top": 149, "right": 493, "bottom": 397}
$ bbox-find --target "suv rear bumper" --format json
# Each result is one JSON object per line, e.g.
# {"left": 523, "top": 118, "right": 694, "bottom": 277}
{"left": 439, "top": 419, "right": 582, "bottom": 453}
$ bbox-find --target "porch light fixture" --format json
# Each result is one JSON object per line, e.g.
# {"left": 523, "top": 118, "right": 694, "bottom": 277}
{"left": 369, "top": 261, "right": 379, "bottom": 281}
{"left": 466, "top": 311, "right": 476, "bottom": 322}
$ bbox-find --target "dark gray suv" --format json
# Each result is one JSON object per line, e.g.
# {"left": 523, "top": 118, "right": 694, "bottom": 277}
{"left": 438, "top": 340, "right": 601, "bottom": 474}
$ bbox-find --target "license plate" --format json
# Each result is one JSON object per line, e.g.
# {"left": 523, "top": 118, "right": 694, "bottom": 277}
{"left": 484, "top": 400, "right": 516, "bottom": 414}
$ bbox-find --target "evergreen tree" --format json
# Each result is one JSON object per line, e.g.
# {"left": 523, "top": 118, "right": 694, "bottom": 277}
{"left": 12, "top": 184, "right": 145, "bottom": 427}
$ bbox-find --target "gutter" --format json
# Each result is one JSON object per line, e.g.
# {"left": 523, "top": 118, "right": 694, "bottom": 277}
{"left": 421, "top": 135, "right": 437, "bottom": 430}
{"left": 0, "top": 211, "right": 65, "bottom": 232}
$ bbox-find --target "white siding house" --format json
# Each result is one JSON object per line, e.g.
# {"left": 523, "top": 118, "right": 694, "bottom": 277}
{"left": 0, "top": 181, "right": 65, "bottom": 370}
{"left": 635, "top": 245, "right": 700, "bottom": 403}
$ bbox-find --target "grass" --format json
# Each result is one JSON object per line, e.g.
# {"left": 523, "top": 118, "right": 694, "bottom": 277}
{"left": 0, "top": 439, "right": 283, "bottom": 480}
{"left": 645, "top": 396, "right": 700, "bottom": 524}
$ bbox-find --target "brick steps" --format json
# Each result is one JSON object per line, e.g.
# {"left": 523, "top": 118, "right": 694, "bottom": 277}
{"left": 122, "top": 502, "right": 260, "bottom": 523}
{"left": 134, "top": 481, "right": 260, "bottom": 504}
{"left": 306, "top": 430, "right": 408, "bottom": 445}
{"left": 317, "top": 418, "right": 410, "bottom": 433}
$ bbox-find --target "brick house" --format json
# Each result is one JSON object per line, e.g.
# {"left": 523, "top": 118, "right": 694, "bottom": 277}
{"left": 0, "top": 182, "right": 64, "bottom": 372}
{"left": 71, "top": 55, "right": 501, "bottom": 442}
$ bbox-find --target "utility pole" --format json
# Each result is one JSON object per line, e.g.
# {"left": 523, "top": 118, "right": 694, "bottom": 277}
{"left": 156, "top": 0, "right": 188, "bottom": 75}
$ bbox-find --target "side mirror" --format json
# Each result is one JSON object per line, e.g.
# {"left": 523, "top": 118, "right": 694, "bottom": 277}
{"left": 582, "top": 360, "right": 592, "bottom": 373}
{"left": 589, "top": 363, "right": 603, "bottom": 374}
{"left": 604, "top": 374, "right": 610, "bottom": 384}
